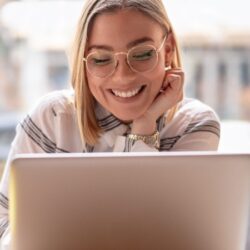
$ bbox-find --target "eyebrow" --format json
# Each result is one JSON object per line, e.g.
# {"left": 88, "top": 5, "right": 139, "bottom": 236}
{"left": 87, "top": 36, "right": 154, "bottom": 52}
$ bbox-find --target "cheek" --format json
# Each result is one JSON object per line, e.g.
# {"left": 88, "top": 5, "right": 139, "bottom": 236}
{"left": 153, "top": 66, "right": 166, "bottom": 85}
{"left": 87, "top": 72, "right": 100, "bottom": 92}
{"left": 155, "top": 54, "right": 166, "bottom": 82}
{"left": 144, "top": 59, "right": 166, "bottom": 89}
{"left": 87, "top": 76, "right": 110, "bottom": 107}
{"left": 87, "top": 76, "right": 102, "bottom": 100}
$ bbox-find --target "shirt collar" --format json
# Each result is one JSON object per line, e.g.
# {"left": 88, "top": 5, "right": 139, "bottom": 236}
{"left": 94, "top": 102, "right": 129, "bottom": 147}
{"left": 94, "top": 101, "right": 166, "bottom": 148}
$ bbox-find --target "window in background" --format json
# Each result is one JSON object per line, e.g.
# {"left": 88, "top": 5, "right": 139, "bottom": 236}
{"left": 193, "top": 62, "right": 204, "bottom": 101}
{"left": 240, "top": 60, "right": 249, "bottom": 87}
{"left": 240, "top": 59, "right": 250, "bottom": 119}
{"left": 217, "top": 61, "right": 227, "bottom": 117}
{"left": 181, "top": 35, "right": 250, "bottom": 120}
{"left": 47, "top": 51, "right": 69, "bottom": 91}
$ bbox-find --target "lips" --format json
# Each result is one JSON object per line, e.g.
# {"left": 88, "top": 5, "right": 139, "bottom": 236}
{"left": 111, "top": 85, "right": 145, "bottom": 98}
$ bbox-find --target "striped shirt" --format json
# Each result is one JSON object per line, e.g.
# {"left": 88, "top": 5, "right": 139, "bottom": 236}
{"left": 0, "top": 90, "right": 220, "bottom": 247}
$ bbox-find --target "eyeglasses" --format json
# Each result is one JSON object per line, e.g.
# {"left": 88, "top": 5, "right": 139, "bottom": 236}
{"left": 83, "top": 35, "right": 167, "bottom": 78}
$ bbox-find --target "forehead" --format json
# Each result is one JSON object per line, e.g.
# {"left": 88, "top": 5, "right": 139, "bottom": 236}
{"left": 87, "top": 9, "right": 164, "bottom": 49}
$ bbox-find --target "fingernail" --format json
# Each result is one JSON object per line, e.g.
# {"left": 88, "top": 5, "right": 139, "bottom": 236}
{"left": 165, "top": 66, "right": 171, "bottom": 71}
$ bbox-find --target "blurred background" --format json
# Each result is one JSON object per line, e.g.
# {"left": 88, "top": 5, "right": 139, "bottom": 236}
{"left": 0, "top": 0, "right": 250, "bottom": 166}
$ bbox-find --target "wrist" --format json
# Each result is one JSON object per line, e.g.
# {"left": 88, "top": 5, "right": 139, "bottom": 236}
{"left": 131, "top": 117, "right": 157, "bottom": 135}
{"left": 128, "top": 130, "right": 160, "bottom": 149}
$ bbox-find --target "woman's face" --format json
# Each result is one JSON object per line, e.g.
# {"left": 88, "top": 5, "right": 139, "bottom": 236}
{"left": 86, "top": 9, "right": 171, "bottom": 122}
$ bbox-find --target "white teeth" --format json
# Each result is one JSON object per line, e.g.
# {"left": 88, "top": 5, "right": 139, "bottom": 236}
{"left": 112, "top": 86, "right": 142, "bottom": 98}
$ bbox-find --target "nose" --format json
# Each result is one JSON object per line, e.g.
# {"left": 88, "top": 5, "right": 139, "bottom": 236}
{"left": 111, "top": 54, "right": 136, "bottom": 83}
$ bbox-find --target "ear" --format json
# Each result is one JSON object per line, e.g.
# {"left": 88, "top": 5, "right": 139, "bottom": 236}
{"left": 164, "top": 32, "right": 175, "bottom": 66}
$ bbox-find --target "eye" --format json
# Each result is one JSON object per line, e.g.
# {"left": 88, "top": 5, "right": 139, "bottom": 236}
{"left": 132, "top": 49, "right": 155, "bottom": 61}
{"left": 88, "top": 52, "right": 114, "bottom": 66}
{"left": 91, "top": 57, "right": 112, "bottom": 66}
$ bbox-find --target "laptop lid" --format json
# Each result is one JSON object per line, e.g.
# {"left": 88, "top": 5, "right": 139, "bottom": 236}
{"left": 9, "top": 152, "right": 250, "bottom": 250}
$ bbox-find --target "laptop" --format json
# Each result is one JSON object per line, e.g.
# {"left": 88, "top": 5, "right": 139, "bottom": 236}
{"left": 9, "top": 152, "right": 250, "bottom": 250}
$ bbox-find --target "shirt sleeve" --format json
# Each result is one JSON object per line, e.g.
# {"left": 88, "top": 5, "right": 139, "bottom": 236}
{"left": 163, "top": 111, "right": 220, "bottom": 151}
{"left": 113, "top": 105, "right": 220, "bottom": 152}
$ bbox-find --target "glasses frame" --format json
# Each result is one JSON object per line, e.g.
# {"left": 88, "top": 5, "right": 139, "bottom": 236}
{"left": 83, "top": 35, "right": 167, "bottom": 78}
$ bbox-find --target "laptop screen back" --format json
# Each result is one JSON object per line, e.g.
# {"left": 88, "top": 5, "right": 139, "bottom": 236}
{"left": 9, "top": 152, "right": 250, "bottom": 250}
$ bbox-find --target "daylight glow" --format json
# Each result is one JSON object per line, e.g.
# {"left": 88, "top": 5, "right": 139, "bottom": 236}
{"left": 1, "top": 0, "right": 250, "bottom": 49}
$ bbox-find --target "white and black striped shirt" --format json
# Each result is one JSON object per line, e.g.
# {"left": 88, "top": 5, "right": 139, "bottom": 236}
{"left": 0, "top": 89, "right": 220, "bottom": 247}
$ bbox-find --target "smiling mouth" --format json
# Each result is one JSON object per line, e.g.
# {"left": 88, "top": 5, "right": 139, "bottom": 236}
{"left": 111, "top": 86, "right": 145, "bottom": 98}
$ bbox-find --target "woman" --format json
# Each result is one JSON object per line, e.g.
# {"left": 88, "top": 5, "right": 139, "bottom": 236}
{"left": 0, "top": 0, "right": 220, "bottom": 247}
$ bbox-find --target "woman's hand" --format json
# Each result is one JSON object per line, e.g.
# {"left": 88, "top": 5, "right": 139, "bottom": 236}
{"left": 131, "top": 68, "right": 184, "bottom": 135}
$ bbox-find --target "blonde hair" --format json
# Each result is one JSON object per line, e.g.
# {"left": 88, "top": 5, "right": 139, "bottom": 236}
{"left": 70, "top": 0, "right": 182, "bottom": 146}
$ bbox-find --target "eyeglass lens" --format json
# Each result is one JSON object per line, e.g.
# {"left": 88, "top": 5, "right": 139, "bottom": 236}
{"left": 86, "top": 44, "right": 158, "bottom": 77}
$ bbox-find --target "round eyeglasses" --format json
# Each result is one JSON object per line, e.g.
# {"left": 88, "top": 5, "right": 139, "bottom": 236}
{"left": 83, "top": 35, "right": 167, "bottom": 78}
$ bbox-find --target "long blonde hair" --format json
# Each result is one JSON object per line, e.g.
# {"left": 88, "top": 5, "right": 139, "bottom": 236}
{"left": 70, "top": 0, "right": 182, "bottom": 146}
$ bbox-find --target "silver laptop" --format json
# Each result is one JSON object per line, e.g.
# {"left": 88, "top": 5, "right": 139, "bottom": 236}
{"left": 9, "top": 152, "right": 250, "bottom": 250}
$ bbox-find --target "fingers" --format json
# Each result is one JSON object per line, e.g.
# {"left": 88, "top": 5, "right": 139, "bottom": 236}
{"left": 160, "top": 68, "right": 184, "bottom": 94}
{"left": 147, "top": 68, "right": 184, "bottom": 121}
{"left": 160, "top": 68, "right": 184, "bottom": 106}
